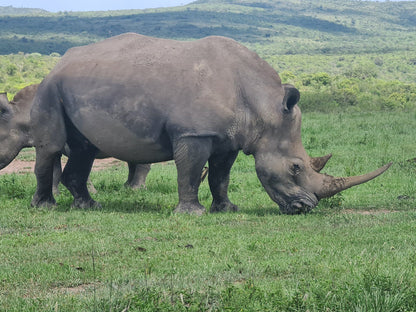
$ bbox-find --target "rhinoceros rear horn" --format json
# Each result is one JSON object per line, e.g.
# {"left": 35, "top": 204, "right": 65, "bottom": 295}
{"left": 310, "top": 153, "right": 332, "bottom": 172}
{"left": 317, "top": 162, "right": 392, "bottom": 199}
{"left": 282, "top": 84, "right": 300, "bottom": 112}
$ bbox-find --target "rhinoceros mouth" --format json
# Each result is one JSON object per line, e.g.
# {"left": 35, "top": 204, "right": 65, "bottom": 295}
{"left": 278, "top": 194, "right": 319, "bottom": 215}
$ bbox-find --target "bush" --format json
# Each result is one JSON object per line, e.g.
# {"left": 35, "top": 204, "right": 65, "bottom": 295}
{"left": 331, "top": 78, "right": 360, "bottom": 107}
{"left": 6, "top": 63, "right": 18, "bottom": 76}
{"left": 301, "top": 72, "right": 331, "bottom": 87}
{"left": 298, "top": 90, "right": 339, "bottom": 112}
{"left": 344, "top": 63, "right": 378, "bottom": 80}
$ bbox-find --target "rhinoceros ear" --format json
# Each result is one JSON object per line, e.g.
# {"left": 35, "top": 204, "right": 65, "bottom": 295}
{"left": 0, "top": 92, "right": 9, "bottom": 109}
{"left": 282, "top": 84, "right": 300, "bottom": 113}
{"left": 0, "top": 92, "right": 8, "bottom": 103}
{"left": 0, "top": 93, "right": 11, "bottom": 121}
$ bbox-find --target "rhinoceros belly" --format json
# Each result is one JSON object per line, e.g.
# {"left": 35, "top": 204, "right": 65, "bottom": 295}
{"left": 69, "top": 107, "right": 172, "bottom": 163}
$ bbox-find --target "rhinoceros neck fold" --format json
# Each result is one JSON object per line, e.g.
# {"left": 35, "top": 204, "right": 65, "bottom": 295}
{"left": 231, "top": 102, "right": 264, "bottom": 155}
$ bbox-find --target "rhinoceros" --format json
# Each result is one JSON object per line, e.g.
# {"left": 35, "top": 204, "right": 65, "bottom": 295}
{"left": 29, "top": 33, "right": 391, "bottom": 214}
{"left": 0, "top": 84, "right": 151, "bottom": 192}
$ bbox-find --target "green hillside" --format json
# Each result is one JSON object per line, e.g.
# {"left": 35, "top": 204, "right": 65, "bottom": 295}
{"left": 0, "top": 0, "right": 415, "bottom": 110}
{"left": 0, "top": 0, "right": 415, "bottom": 55}
{"left": 0, "top": 5, "right": 47, "bottom": 15}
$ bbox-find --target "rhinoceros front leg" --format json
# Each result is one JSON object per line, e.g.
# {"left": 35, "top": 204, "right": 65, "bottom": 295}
{"left": 173, "top": 137, "right": 212, "bottom": 215}
{"left": 208, "top": 151, "right": 239, "bottom": 213}
{"left": 125, "top": 163, "right": 151, "bottom": 189}
{"left": 60, "top": 146, "right": 99, "bottom": 209}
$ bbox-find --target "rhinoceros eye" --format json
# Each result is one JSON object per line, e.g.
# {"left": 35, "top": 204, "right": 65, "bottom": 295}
{"left": 0, "top": 106, "right": 11, "bottom": 120}
{"left": 291, "top": 163, "right": 302, "bottom": 175}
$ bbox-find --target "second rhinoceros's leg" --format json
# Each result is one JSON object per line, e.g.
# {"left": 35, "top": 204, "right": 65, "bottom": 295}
{"left": 52, "top": 154, "right": 62, "bottom": 195}
{"left": 173, "top": 137, "right": 212, "bottom": 215}
{"left": 125, "top": 163, "right": 151, "bottom": 189}
{"left": 60, "top": 146, "right": 99, "bottom": 209}
{"left": 208, "top": 151, "right": 239, "bottom": 213}
{"left": 31, "top": 92, "right": 66, "bottom": 207}
{"left": 31, "top": 150, "right": 61, "bottom": 207}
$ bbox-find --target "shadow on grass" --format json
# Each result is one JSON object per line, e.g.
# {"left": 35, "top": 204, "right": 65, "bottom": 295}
{"left": 52, "top": 196, "right": 284, "bottom": 217}
{"left": 50, "top": 195, "right": 174, "bottom": 215}
{"left": 241, "top": 206, "right": 281, "bottom": 216}
{"left": 101, "top": 199, "right": 172, "bottom": 214}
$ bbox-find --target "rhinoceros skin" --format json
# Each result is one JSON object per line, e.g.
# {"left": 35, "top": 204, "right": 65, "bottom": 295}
{"left": 0, "top": 84, "right": 150, "bottom": 192}
{"left": 30, "top": 33, "right": 391, "bottom": 214}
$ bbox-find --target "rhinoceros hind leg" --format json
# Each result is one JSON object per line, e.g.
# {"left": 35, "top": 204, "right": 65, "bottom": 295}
{"left": 60, "top": 145, "right": 99, "bottom": 209}
{"left": 208, "top": 150, "right": 239, "bottom": 213}
{"left": 173, "top": 137, "right": 213, "bottom": 215}
{"left": 125, "top": 163, "right": 151, "bottom": 189}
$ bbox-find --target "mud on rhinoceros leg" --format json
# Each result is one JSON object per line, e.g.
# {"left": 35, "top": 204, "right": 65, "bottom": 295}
{"left": 173, "top": 136, "right": 213, "bottom": 216}
{"left": 60, "top": 145, "right": 100, "bottom": 209}
{"left": 208, "top": 150, "right": 239, "bottom": 213}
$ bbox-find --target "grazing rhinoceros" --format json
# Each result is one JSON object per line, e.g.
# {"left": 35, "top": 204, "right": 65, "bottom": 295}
{"left": 30, "top": 33, "right": 391, "bottom": 214}
{"left": 0, "top": 84, "right": 151, "bottom": 192}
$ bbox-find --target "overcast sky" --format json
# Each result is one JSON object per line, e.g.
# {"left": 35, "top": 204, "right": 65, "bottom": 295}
{"left": 0, "top": 0, "right": 410, "bottom": 12}
{"left": 0, "top": 0, "right": 196, "bottom": 12}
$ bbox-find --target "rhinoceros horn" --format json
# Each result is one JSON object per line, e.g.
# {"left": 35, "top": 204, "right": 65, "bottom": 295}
{"left": 316, "top": 162, "right": 392, "bottom": 199}
{"left": 310, "top": 153, "right": 332, "bottom": 172}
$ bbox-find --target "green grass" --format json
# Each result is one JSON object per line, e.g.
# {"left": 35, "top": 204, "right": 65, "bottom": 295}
{"left": 0, "top": 111, "right": 415, "bottom": 311}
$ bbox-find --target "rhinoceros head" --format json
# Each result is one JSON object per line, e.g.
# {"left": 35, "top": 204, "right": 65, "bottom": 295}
{"left": 253, "top": 84, "right": 391, "bottom": 214}
{"left": 0, "top": 84, "right": 38, "bottom": 170}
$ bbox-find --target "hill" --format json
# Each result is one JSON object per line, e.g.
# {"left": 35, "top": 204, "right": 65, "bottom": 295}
{"left": 0, "top": 0, "right": 415, "bottom": 110}
{"left": 0, "top": 5, "right": 48, "bottom": 16}
{"left": 0, "top": 0, "right": 415, "bottom": 56}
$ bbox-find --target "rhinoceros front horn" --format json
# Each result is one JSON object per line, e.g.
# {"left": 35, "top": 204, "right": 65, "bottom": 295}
{"left": 316, "top": 162, "right": 392, "bottom": 199}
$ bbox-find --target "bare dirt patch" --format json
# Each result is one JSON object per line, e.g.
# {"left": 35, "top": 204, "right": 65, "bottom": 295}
{"left": 53, "top": 283, "right": 95, "bottom": 295}
{"left": 0, "top": 157, "right": 123, "bottom": 175}
{"left": 341, "top": 209, "right": 397, "bottom": 215}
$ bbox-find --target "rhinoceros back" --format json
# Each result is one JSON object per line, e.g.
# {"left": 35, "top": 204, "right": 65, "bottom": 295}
{"left": 34, "top": 33, "right": 278, "bottom": 163}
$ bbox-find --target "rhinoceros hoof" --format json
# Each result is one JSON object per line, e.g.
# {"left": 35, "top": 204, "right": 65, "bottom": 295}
{"left": 174, "top": 202, "right": 206, "bottom": 216}
{"left": 210, "top": 201, "right": 239, "bottom": 213}
{"left": 72, "top": 199, "right": 102, "bottom": 210}
{"left": 31, "top": 195, "right": 56, "bottom": 208}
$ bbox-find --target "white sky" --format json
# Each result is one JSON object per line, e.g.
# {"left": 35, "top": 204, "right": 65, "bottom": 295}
{"left": 0, "top": 0, "right": 409, "bottom": 13}
{"left": 0, "top": 0, "right": 196, "bottom": 12}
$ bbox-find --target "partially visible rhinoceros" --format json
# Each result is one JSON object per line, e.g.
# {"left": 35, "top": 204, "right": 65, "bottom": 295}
{"left": 30, "top": 33, "right": 391, "bottom": 214}
{"left": 0, "top": 84, "right": 151, "bottom": 192}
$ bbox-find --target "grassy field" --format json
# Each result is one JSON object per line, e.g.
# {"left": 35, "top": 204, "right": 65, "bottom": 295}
{"left": 0, "top": 111, "right": 415, "bottom": 311}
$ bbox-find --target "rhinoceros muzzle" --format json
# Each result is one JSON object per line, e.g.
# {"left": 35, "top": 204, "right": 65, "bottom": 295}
{"left": 268, "top": 187, "right": 319, "bottom": 215}
{"left": 282, "top": 194, "right": 319, "bottom": 214}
